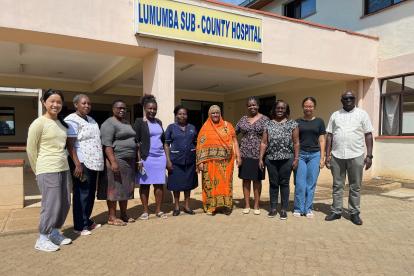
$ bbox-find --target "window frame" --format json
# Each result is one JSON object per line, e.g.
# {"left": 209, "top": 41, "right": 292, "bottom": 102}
{"left": 379, "top": 73, "right": 414, "bottom": 136}
{"left": 284, "top": 0, "right": 316, "bottom": 19}
{"left": 364, "top": 0, "right": 406, "bottom": 16}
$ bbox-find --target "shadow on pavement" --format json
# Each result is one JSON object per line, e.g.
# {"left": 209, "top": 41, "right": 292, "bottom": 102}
{"left": 313, "top": 202, "right": 332, "bottom": 215}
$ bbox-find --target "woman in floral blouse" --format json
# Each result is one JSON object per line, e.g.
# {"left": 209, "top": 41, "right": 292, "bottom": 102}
{"left": 236, "top": 97, "right": 269, "bottom": 215}
{"left": 259, "top": 100, "right": 299, "bottom": 220}
{"left": 65, "top": 94, "right": 104, "bottom": 235}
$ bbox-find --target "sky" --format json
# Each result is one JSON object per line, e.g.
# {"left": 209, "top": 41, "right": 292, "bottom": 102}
{"left": 220, "top": 0, "right": 245, "bottom": 5}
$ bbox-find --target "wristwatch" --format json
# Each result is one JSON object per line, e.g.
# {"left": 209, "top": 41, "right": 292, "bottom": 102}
{"left": 366, "top": 155, "right": 373, "bottom": 159}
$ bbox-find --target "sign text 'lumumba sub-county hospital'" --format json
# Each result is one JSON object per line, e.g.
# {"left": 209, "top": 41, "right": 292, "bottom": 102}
{"left": 135, "top": 0, "right": 262, "bottom": 52}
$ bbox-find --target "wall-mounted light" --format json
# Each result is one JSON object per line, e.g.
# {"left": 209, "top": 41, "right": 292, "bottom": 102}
{"left": 18, "top": 64, "right": 26, "bottom": 73}
{"left": 180, "top": 64, "right": 194, "bottom": 71}
{"left": 248, "top": 72, "right": 263, "bottom": 78}
{"left": 201, "top": 84, "right": 219, "bottom": 91}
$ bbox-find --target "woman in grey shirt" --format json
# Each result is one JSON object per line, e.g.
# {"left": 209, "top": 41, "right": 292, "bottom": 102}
{"left": 99, "top": 100, "right": 136, "bottom": 226}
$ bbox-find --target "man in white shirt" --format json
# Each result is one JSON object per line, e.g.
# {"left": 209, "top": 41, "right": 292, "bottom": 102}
{"left": 325, "top": 91, "right": 373, "bottom": 225}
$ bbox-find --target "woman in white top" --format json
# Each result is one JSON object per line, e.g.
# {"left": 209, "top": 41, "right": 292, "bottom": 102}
{"left": 65, "top": 94, "right": 104, "bottom": 236}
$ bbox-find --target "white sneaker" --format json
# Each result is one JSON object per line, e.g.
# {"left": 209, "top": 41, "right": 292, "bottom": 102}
{"left": 88, "top": 222, "right": 101, "bottom": 231}
{"left": 293, "top": 211, "right": 301, "bottom": 217}
{"left": 49, "top": 230, "right": 72, "bottom": 246}
{"left": 242, "top": 208, "right": 250, "bottom": 214}
{"left": 253, "top": 209, "right": 261, "bottom": 215}
{"left": 306, "top": 211, "right": 314, "bottom": 219}
{"left": 35, "top": 238, "right": 60, "bottom": 252}
{"left": 74, "top": 229, "right": 92, "bottom": 236}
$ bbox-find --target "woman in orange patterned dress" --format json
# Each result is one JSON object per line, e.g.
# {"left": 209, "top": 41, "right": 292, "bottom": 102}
{"left": 196, "top": 105, "right": 241, "bottom": 215}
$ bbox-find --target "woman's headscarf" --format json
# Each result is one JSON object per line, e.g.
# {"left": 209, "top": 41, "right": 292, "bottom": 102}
{"left": 196, "top": 105, "right": 233, "bottom": 164}
{"left": 208, "top": 105, "right": 221, "bottom": 116}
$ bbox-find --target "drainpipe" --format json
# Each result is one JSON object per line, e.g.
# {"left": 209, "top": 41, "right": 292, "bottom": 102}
{"left": 357, "top": 80, "right": 364, "bottom": 108}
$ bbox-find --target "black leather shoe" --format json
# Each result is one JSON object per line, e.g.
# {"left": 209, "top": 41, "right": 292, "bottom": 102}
{"left": 172, "top": 209, "right": 180, "bottom": 216}
{"left": 325, "top": 213, "right": 341, "bottom": 221}
{"left": 267, "top": 209, "right": 277, "bottom": 218}
{"left": 350, "top": 214, "right": 363, "bottom": 225}
{"left": 183, "top": 208, "right": 195, "bottom": 215}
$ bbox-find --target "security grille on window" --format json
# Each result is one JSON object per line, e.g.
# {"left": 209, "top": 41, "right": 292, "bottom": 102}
{"left": 284, "top": 0, "right": 316, "bottom": 19}
{"left": 380, "top": 74, "right": 414, "bottom": 135}
{"left": 365, "top": 0, "right": 405, "bottom": 15}
{"left": 0, "top": 107, "right": 16, "bottom": 136}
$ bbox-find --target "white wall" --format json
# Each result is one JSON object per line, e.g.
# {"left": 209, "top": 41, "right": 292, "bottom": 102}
{"left": 262, "top": 0, "right": 414, "bottom": 59}
{"left": 374, "top": 139, "right": 414, "bottom": 179}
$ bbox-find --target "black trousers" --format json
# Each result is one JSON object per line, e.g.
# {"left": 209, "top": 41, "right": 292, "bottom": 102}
{"left": 266, "top": 158, "right": 294, "bottom": 211}
{"left": 69, "top": 160, "right": 98, "bottom": 231}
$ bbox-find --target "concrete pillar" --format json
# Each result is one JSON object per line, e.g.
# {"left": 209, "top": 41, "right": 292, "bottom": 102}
{"left": 362, "top": 78, "right": 381, "bottom": 179}
{"left": 362, "top": 78, "right": 380, "bottom": 137}
{"left": 143, "top": 48, "right": 175, "bottom": 126}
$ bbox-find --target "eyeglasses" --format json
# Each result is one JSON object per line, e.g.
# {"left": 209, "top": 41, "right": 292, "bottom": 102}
{"left": 342, "top": 96, "right": 355, "bottom": 100}
{"left": 114, "top": 107, "right": 128, "bottom": 111}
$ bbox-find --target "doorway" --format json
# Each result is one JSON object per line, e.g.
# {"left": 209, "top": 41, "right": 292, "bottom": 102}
{"left": 181, "top": 100, "right": 223, "bottom": 131}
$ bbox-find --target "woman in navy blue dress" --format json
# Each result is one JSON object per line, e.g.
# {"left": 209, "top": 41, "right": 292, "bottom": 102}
{"left": 165, "top": 105, "right": 198, "bottom": 216}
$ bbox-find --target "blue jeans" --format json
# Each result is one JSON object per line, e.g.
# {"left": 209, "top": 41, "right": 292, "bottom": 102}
{"left": 294, "top": 151, "right": 321, "bottom": 214}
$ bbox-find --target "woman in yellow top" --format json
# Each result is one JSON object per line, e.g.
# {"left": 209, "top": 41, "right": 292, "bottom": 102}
{"left": 27, "top": 89, "right": 72, "bottom": 252}
{"left": 196, "top": 105, "right": 241, "bottom": 215}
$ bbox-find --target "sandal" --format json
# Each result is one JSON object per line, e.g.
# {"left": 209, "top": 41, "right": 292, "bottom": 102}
{"left": 121, "top": 216, "right": 136, "bottom": 223}
{"left": 156, "top": 211, "right": 168, "bottom": 219}
{"left": 139, "top": 213, "right": 149, "bottom": 220}
{"left": 107, "top": 219, "right": 127, "bottom": 226}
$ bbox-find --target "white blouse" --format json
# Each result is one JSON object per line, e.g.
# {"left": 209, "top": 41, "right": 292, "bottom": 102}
{"left": 64, "top": 113, "right": 104, "bottom": 171}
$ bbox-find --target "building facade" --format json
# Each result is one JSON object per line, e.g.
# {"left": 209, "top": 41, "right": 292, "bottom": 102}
{"left": 0, "top": 0, "right": 412, "bottom": 186}
{"left": 241, "top": 0, "right": 414, "bottom": 179}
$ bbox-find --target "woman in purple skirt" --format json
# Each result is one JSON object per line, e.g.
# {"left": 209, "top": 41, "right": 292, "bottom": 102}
{"left": 134, "top": 95, "right": 168, "bottom": 220}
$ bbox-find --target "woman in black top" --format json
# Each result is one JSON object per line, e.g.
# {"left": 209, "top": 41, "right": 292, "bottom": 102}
{"left": 134, "top": 95, "right": 168, "bottom": 220}
{"left": 259, "top": 100, "right": 299, "bottom": 220}
{"left": 293, "top": 97, "right": 326, "bottom": 218}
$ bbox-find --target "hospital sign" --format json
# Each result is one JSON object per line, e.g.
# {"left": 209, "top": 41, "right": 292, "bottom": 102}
{"left": 135, "top": 0, "right": 262, "bottom": 52}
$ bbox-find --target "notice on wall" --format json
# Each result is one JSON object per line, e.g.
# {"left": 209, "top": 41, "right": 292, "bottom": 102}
{"left": 135, "top": 0, "right": 262, "bottom": 52}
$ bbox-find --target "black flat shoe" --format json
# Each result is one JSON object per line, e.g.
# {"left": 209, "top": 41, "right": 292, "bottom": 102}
{"left": 223, "top": 208, "right": 232, "bottom": 216}
{"left": 279, "top": 210, "right": 288, "bottom": 220}
{"left": 267, "top": 209, "right": 277, "bottom": 218}
{"left": 183, "top": 208, "right": 195, "bottom": 215}
{"left": 350, "top": 214, "right": 363, "bottom": 225}
{"left": 325, "top": 212, "right": 341, "bottom": 221}
{"left": 172, "top": 209, "right": 180, "bottom": 216}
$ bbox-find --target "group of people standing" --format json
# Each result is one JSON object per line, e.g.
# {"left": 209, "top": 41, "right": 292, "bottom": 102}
{"left": 27, "top": 89, "right": 373, "bottom": 253}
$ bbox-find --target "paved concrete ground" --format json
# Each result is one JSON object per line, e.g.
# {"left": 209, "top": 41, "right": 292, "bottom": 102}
{"left": 0, "top": 184, "right": 413, "bottom": 276}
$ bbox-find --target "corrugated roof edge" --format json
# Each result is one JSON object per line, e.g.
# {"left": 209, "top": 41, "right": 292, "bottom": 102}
{"left": 204, "top": 0, "right": 379, "bottom": 41}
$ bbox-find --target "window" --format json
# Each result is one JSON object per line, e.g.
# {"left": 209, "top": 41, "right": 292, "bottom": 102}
{"left": 380, "top": 74, "right": 414, "bottom": 135}
{"left": 0, "top": 107, "right": 16, "bottom": 136}
{"left": 365, "top": 0, "right": 405, "bottom": 15}
{"left": 284, "top": 0, "right": 316, "bottom": 19}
